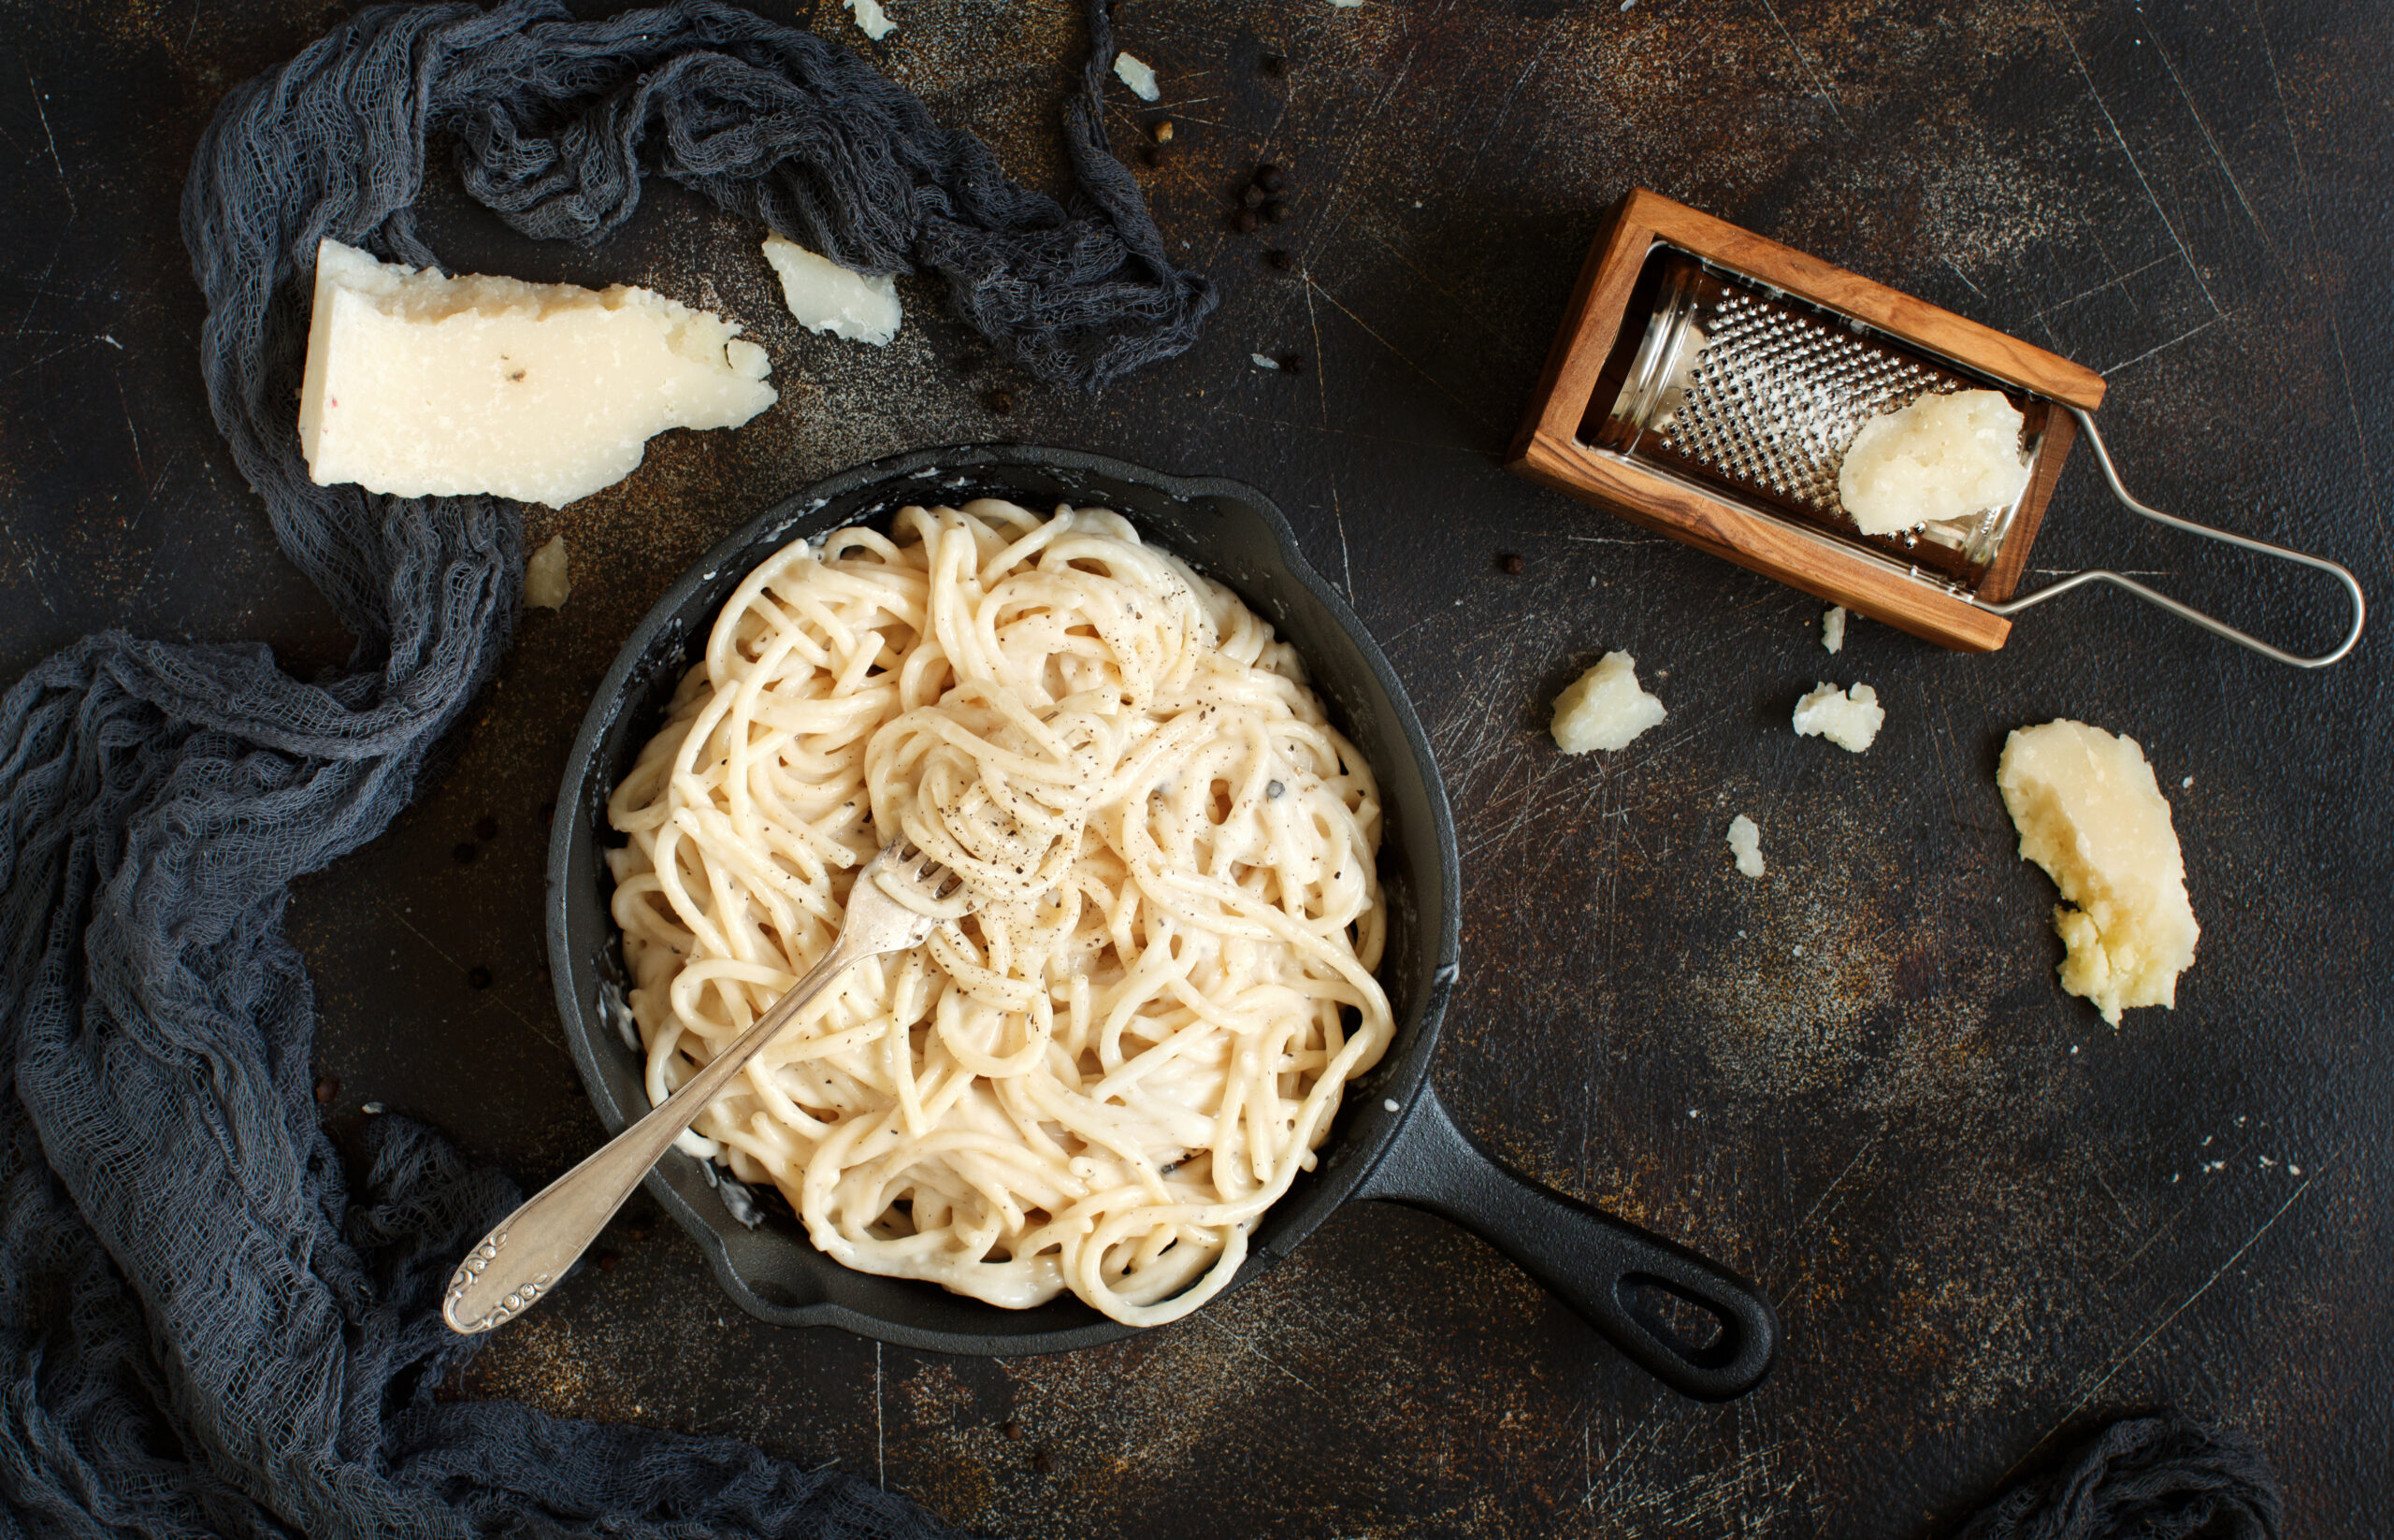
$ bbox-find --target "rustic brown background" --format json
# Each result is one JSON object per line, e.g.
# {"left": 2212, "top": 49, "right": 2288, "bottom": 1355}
{"left": 2, "top": 0, "right": 2387, "bottom": 1533}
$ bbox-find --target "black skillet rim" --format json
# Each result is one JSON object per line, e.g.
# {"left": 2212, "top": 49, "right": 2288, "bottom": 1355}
{"left": 545, "top": 441, "right": 1461, "bottom": 1355}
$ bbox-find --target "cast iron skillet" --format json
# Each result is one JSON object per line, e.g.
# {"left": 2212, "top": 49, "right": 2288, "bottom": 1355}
{"left": 547, "top": 443, "right": 1778, "bottom": 1400}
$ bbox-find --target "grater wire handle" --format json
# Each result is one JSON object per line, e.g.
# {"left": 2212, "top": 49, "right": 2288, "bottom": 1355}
{"left": 1983, "top": 409, "right": 2366, "bottom": 668}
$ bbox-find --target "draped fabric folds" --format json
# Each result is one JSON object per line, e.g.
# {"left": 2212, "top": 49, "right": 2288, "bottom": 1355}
{"left": 0, "top": 2, "right": 1207, "bottom": 1532}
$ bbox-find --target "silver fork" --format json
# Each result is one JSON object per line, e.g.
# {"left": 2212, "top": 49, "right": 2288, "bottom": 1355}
{"left": 442, "top": 841, "right": 963, "bottom": 1335}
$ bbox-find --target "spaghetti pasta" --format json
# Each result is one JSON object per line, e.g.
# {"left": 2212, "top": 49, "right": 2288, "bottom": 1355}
{"left": 605, "top": 499, "right": 1392, "bottom": 1325}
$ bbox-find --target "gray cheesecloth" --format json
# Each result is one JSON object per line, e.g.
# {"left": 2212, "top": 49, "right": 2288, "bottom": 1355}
{"left": 0, "top": 1, "right": 1206, "bottom": 1534}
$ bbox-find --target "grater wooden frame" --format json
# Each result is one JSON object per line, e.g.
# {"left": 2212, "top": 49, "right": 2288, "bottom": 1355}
{"left": 1508, "top": 188, "right": 2109, "bottom": 653}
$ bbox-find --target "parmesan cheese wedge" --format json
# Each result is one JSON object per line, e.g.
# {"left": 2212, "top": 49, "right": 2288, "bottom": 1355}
{"left": 297, "top": 238, "right": 774, "bottom": 509}
{"left": 1997, "top": 720, "right": 2199, "bottom": 1026}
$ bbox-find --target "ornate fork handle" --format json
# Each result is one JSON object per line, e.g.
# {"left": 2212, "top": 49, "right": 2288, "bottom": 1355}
{"left": 442, "top": 936, "right": 866, "bottom": 1334}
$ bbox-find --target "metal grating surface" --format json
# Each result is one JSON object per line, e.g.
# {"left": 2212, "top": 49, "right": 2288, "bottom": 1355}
{"left": 1656, "top": 289, "right": 1946, "bottom": 514}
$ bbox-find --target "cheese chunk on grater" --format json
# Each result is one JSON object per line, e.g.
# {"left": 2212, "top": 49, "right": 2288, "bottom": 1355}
{"left": 1509, "top": 190, "right": 2362, "bottom": 668}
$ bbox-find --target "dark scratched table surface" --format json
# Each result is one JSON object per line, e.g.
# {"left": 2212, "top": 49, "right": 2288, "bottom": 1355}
{"left": 3, "top": 0, "right": 2388, "bottom": 1534}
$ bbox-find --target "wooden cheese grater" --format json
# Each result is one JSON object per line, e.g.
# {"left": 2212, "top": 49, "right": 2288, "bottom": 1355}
{"left": 1508, "top": 189, "right": 2363, "bottom": 665}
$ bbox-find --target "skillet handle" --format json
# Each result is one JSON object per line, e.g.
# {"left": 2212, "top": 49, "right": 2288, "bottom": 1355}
{"left": 1354, "top": 1085, "right": 1777, "bottom": 1401}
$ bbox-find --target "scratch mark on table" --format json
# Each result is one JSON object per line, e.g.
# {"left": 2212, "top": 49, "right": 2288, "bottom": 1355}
{"left": 2029, "top": 255, "right": 2175, "bottom": 332}
{"left": 2087, "top": 1165, "right": 2137, "bottom": 1241}
{"left": 113, "top": 370, "right": 145, "bottom": 486}
{"left": 2002, "top": 1155, "right": 2330, "bottom": 1482}
{"left": 1754, "top": 0, "right": 1845, "bottom": 128}
{"left": 2242, "top": 0, "right": 2381, "bottom": 560}
{"left": 0, "top": 338, "right": 95, "bottom": 383}
{"left": 2137, "top": 14, "right": 2284, "bottom": 273}
{"left": 1463, "top": 23, "right": 1560, "bottom": 183}
{"left": 110, "top": 447, "right": 184, "bottom": 565}
{"left": 1304, "top": 272, "right": 1503, "bottom": 435}
{"left": 1198, "top": 1311, "right": 1326, "bottom": 1400}
{"left": 1111, "top": 102, "right": 1229, "bottom": 134}
{"left": 2027, "top": 568, "right": 2170, "bottom": 576}
{"left": 1190, "top": 400, "right": 1481, "bottom": 455}
{"left": 2098, "top": 1195, "right": 2191, "bottom": 1289}
{"left": 378, "top": 897, "right": 566, "bottom": 1053}
{"left": 1941, "top": 254, "right": 1988, "bottom": 301}
{"left": 1354, "top": 219, "right": 1508, "bottom": 337}
{"left": 2100, "top": 316, "right": 2221, "bottom": 376}
{"left": 24, "top": 66, "right": 76, "bottom": 223}
{"left": 2037, "top": 0, "right": 2222, "bottom": 322}
{"left": 1298, "top": 270, "right": 1353, "bottom": 601}
{"left": 1295, "top": 41, "right": 1420, "bottom": 274}
{"left": 1771, "top": 1130, "right": 1882, "bottom": 1283}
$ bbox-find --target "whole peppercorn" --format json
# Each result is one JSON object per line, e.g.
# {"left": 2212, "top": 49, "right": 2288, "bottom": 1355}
{"left": 1281, "top": 354, "right": 1306, "bottom": 377}
{"left": 1240, "top": 183, "right": 1267, "bottom": 209}
{"left": 1263, "top": 199, "right": 1292, "bottom": 224}
{"left": 983, "top": 388, "right": 1016, "bottom": 415}
{"left": 313, "top": 1075, "right": 340, "bottom": 1105}
{"left": 1265, "top": 249, "right": 1294, "bottom": 272}
{"left": 1259, "top": 53, "right": 1288, "bottom": 78}
{"left": 1231, "top": 209, "right": 1259, "bottom": 234}
{"left": 1501, "top": 553, "right": 1525, "bottom": 575}
{"left": 468, "top": 965, "right": 493, "bottom": 990}
{"left": 1254, "top": 163, "right": 1287, "bottom": 194}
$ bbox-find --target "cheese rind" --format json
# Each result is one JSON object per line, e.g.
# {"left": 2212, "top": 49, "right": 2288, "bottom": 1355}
{"left": 1997, "top": 720, "right": 2199, "bottom": 1026}
{"left": 297, "top": 238, "right": 774, "bottom": 509}
{"left": 1550, "top": 651, "right": 1667, "bottom": 754}
{"left": 1791, "top": 682, "right": 1883, "bottom": 753}
{"left": 1838, "top": 388, "right": 2030, "bottom": 535}
{"left": 760, "top": 235, "right": 901, "bottom": 346}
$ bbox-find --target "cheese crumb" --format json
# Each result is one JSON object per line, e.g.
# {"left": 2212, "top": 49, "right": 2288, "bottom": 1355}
{"left": 847, "top": 0, "right": 895, "bottom": 39}
{"left": 1550, "top": 651, "right": 1666, "bottom": 754}
{"left": 525, "top": 534, "right": 570, "bottom": 611}
{"left": 1792, "top": 682, "right": 1884, "bottom": 753}
{"left": 297, "top": 238, "right": 773, "bottom": 509}
{"left": 1114, "top": 52, "right": 1161, "bottom": 101}
{"left": 1822, "top": 604, "right": 1848, "bottom": 654}
{"left": 1838, "top": 388, "right": 2031, "bottom": 535}
{"left": 1998, "top": 720, "right": 2199, "bottom": 1026}
{"left": 761, "top": 234, "right": 901, "bottom": 346}
{"left": 1726, "top": 814, "right": 1764, "bottom": 877}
